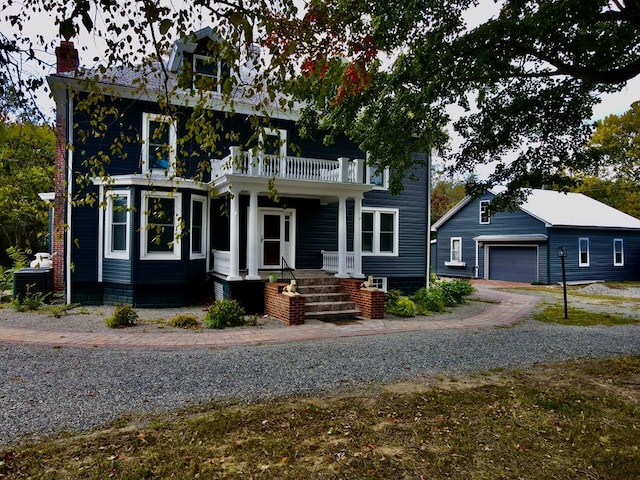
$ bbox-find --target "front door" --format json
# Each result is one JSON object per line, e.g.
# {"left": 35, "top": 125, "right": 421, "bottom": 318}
{"left": 260, "top": 209, "right": 295, "bottom": 269}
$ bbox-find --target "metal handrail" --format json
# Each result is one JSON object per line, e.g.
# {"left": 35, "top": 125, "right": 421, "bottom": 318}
{"left": 280, "top": 257, "right": 297, "bottom": 283}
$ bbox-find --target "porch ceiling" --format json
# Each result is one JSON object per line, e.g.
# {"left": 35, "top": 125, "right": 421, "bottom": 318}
{"left": 211, "top": 174, "right": 373, "bottom": 201}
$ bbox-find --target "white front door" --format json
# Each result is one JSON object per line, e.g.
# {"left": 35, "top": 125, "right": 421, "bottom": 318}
{"left": 260, "top": 209, "right": 295, "bottom": 269}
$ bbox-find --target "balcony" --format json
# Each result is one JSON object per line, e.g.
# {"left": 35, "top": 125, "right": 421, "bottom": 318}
{"left": 211, "top": 146, "right": 365, "bottom": 184}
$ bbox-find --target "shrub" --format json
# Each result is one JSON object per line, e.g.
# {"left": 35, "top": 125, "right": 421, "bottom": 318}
{"left": 392, "top": 296, "right": 417, "bottom": 317}
{"left": 105, "top": 304, "right": 138, "bottom": 328}
{"left": 205, "top": 299, "right": 246, "bottom": 329}
{"left": 384, "top": 289, "right": 404, "bottom": 314}
{"left": 167, "top": 313, "right": 200, "bottom": 329}
{"left": 12, "top": 288, "right": 49, "bottom": 312}
{"left": 439, "top": 279, "right": 475, "bottom": 306}
{"left": 412, "top": 286, "right": 447, "bottom": 313}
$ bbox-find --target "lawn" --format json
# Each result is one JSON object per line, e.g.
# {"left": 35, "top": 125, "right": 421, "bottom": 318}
{"left": 1, "top": 356, "right": 639, "bottom": 479}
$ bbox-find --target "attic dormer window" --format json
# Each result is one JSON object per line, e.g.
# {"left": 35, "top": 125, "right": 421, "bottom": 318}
{"left": 193, "top": 54, "right": 221, "bottom": 92}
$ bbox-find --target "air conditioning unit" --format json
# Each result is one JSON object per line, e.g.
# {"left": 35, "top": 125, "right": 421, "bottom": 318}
{"left": 13, "top": 268, "right": 53, "bottom": 303}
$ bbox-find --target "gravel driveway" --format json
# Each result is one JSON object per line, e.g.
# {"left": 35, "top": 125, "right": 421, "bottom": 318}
{"left": 1, "top": 284, "right": 639, "bottom": 448}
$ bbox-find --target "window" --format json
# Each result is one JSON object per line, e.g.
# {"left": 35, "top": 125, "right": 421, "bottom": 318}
{"left": 193, "top": 54, "right": 222, "bottom": 92}
{"left": 365, "top": 165, "right": 389, "bottom": 189}
{"left": 370, "top": 277, "right": 387, "bottom": 291}
{"left": 105, "top": 191, "right": 130, "bottom": 259}
{"left": 142, "top": 113, "right": 177, "bottom": 175}
{"left": 361, "top": 208, "right": 399, "bottom": 255}
{"left": 259, "top": 128, "right": 287, "bottom": 156}
{"left": 449, "top": 237, "right": 463, "bottom": 264}
{"left": 479, "top": 200, "right": 490, "bottom": 224}
{"left": 190, "top": 195, "right": 207, "bottom": 259}
{"left": 140, "top": 191, "right": 182, "bottom": 260}
{"left": 614, "top": 238, "right": 624, "bottom": 266}
{"left": 579, "top": 237, "right": 590, "bottom": 267}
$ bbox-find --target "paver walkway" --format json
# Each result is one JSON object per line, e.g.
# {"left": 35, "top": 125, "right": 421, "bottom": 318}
{"left": 0, "top": 282, "right": 540, "bottom": 349}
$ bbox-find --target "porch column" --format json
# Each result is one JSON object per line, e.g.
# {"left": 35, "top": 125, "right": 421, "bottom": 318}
{"left": 352, "top": 195, "right": 364, "bottom": 278}
{"left": 228, "top": 192, "right": 242, "bottom": 281}
{"left": 336, "top": 195, "right": 349, "bottom": 278}
{"left": 246, "top": 190, "right": 261, "bottom": 280}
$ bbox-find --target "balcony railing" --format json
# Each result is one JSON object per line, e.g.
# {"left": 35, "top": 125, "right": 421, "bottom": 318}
{"left": 212, "top": 146, "right": 365, "bottom": 184}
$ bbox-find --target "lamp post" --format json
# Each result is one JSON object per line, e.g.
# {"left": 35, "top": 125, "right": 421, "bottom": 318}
{"left": 557, "top": 246, "right": 568, "bottom": 319}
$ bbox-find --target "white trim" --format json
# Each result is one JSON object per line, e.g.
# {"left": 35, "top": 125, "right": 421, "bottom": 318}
{"left": 579, "top": 237, "right": 590, "bottom": 267}
{"left": 141, "top": 112, "right": 177, "bottom": 176}
{"left": 614, "top": 238, "right": 624, "bottom": 266}
{"left": 66, "top": 90, "right": 74, "bottom": 304}
{"left": 361, "top": 207, "right": 399, "bottom": 256}
{"left": 371, "top": 277, "right": 387, "bottom": 291}
{"left": 259, "top": 207, "right": 296, "bottom": 269}
{"left": 190, "top": 194, "right": 207, "bottom": 260}
{"left": 140, "top": 191, "right": 182, "bottom": 260}
{"left": 479, "top": 200, "right": 490, "bottom": 224}
{"left": 105, "top": 190, "right": 131, "bottom": 260}
{"left": 365, "top": 154, "right": 389, "bottom": 189}
{"left": 193, "top": 54, "right": 222, "bottom": 93}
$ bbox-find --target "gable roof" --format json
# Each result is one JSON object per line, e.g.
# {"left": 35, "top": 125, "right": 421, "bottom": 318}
{"left": 432, "top": 188, "right": 640, "bottom": 231}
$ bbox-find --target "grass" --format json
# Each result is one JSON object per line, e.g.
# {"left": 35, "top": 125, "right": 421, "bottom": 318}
{"left": 534, "top": 304, "right": 639, "bottom": 326}
{"left": 1, "top": 357, "right": 639, "bottom": 479}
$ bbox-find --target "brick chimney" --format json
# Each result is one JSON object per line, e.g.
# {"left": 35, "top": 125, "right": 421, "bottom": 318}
{"left": 55, "top": 41, "right": 79, "bottom": 73}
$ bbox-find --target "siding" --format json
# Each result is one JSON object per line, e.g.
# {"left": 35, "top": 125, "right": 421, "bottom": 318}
{"left": 548, "top": 228, "right": 640, "bottom": 283}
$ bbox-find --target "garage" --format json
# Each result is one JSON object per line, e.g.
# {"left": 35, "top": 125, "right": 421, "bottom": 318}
{"left": 488, "top": 246, "right": 538, "bottom": 283}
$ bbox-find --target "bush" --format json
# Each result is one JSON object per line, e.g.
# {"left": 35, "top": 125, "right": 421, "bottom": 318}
{"left": 392, "top": 296, "right": 417, "bottom": 317}
{"left": 205, "top": 299, "right": 246, "bottom": 329}
{"left": 439, "top": 279, "right": 475, "bottom": 306}
{"left": 12, "top": 288, "right": 49, "bottom": 312}
{"left": 167, "top": 313, "right": 200, "bottom": 329}
{"left": 384, "top": 289, "right": 404, "bottom": 314}
{"left": 413, "top": 286, "right": 446, "bottom": 313}
{"left": 105, "top": 304, "right": 138, "bottom": 328}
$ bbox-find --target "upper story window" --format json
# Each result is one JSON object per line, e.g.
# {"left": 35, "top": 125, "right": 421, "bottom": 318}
{"left": 362, "top": 208, "right": 398, "bottom": 255}
{"left": 579, "top": 237, "right": 590, "bottom": 267}
{"left": 479, "top": 200, "right": 490, "bottom": 224}
{"left": 614, "top": 238, "right": 624, "bottom": 266}
{"left": 105, "top": 191, "right": 130, "bottom": 259}
{"left": 259, "top": 128, "right": 287, "bottom": 157}
{"left": 142, "top": 113, "right": 177, "bottom": 176}
{"left": 140, "top": 191, "right": 182, "bottom": 260}
{"left": 193, "top": 54, "right": 222, "bottom": 92}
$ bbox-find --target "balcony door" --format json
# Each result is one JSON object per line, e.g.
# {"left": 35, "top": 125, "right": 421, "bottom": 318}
{"left": 260, "top": 209, "right": 295, "bottom": 269}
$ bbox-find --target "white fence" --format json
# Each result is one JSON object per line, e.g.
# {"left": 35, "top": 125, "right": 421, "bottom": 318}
{"left": 211, "top": 249, "right": 231, "bottom": 276}
{"left": 321, "top": 250, "right": 354, "bottom": 273}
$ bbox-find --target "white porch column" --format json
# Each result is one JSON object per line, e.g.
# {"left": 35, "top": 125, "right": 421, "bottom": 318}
{"left": 336, "top": 196, "right": 349, "bottom": 278}
{"left": 246, "top": 190, "right": 261, "bottom": 280}
{"left": 228, "top": 193, "right": 242, "bottom": 280}
{"left": 352, "top": 195, "right": 364, "bottom": 278}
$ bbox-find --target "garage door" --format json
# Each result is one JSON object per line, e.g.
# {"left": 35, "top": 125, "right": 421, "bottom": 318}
{"left": 488, "top": 246, "right": 538, "bottom": 283}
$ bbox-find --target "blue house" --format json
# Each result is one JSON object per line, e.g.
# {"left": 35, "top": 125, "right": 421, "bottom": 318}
{"left": 46, "top": 30, "right": 429, "bottom": 311}
{"left": 431, "top": 188, "right": 640, "bottom": 283}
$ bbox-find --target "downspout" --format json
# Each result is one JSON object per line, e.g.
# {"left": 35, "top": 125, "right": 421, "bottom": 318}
{"left": 425, "top": 152, "right": 431, "bottom": 289}
{"left": 474, "top": 240, "right": 479, "bottom": 278}
{"left": 65, "top": 88, "right": 74, "bottom": 304}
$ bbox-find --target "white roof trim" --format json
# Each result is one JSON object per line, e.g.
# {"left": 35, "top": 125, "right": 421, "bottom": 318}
{"left": 430, "top": 195, "right": 472, "bottom": 231}
{"left": 473, "top": 234, "right": 548, "bottom": 242}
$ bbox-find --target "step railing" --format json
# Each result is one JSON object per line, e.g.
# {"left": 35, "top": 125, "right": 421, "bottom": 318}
{"left": 321, "top": 250, "right": 355, "bottom": 274}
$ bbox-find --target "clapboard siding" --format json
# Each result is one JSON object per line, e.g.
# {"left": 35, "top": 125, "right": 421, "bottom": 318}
{"left": 548, "top": 228, "right": 640, "bottom": 283}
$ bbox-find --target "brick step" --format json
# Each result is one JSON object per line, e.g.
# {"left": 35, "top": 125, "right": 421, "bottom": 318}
{"left": 304, "top": 308, "right": 361, "bottom": 321}
{"left": 304, "top": 300, "right": 358, "bottom": 313}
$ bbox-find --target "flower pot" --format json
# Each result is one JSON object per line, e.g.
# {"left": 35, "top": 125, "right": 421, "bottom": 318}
{"left": 268, "top": 273, "right": 278, "bottom": 283}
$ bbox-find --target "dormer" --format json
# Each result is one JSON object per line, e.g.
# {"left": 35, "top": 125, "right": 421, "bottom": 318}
{"left": 168, "top": 27, "right": 232, "bottom": 94}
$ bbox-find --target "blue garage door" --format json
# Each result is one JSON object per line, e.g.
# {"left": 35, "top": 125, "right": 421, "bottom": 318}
{"left": 488, "top": 246, "right": 538, "bottom": 283}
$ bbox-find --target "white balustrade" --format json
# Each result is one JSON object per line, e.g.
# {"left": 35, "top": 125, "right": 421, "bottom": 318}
{"left": 321, "top": 250, "right": 355, "bottom": 273}
{"left": 211, "top": 249, "right": 231, "bottom": 276}
{"left": 211, "top": 148, "right": 365, "bottom": 184}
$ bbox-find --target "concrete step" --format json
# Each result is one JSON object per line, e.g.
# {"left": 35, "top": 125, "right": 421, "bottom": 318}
{"left": 305, "top": 300, "right": 358, "bottom": 313}
{"left": 304, "top": 308, "right": 361, "bottom": 321}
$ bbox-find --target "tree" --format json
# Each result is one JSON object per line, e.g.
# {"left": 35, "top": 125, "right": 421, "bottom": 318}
{"left": 266, "top": 0, "right": 640, "bottom": 207}
{"left": 0, "top": 121, "right": 55, "bottom": 264}
{"left": 588, "top": 100, "right": 640, "bottom": 182}
{"left": 431, "top": 179, "right": 467, "bottom": 224}
{"left": 570, "top": 176, "right": 640, "bottom": 218}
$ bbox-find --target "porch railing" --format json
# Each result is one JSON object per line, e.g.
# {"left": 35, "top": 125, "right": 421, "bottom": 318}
{"left": 211, "top": 249, "right": 231, "bottom": 276}
{"left": 212, "top": 146, "right": 364, "bottom": 184}
{"left": 321, "top": 250, "right": 355, "bottom": 274}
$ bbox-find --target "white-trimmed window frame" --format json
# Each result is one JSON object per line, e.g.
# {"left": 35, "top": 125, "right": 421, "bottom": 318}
{"left": 193, "top": 54, "right": 222, "bottom": 93}
{"left": 479, "top": 200, "right": 490, "bottom": 224}
{"left": 140, "top": 191, "right": 182, "bottom": 260}
{"left": 445, "top": 236, "right": 465, "bottom": 266}
{"left": 370, "top": 276, "right": 388, "bottom": 292}
{"left": 259, "top": 127, "right": 287, "bottom": 157}
{"left": 579, "top": 237, "right": 590, "bottom": 267}
{"left": 190, "top": 194, "right": 208, "bottom": 260}
{"left": 614, "top": 238, "right": 624, "bottom": 266}
{"left": 365, "top": 152, "right": 389, "bottom": 189}
{"left": 142, "top": 112, "right": 177, "bottom": 176}
{"left": 105, "top": 190, "right": 131, "bottom": 259}
{"left": 361, "top": 207, "right": 399, "bottom": 256}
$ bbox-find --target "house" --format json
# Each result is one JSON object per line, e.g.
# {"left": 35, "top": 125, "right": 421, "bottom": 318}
{"left": 431, "top": 188, "right": 640, "bottom": 284}
{"left": 46, "top": 29, "right": 429, "bottom": 314}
